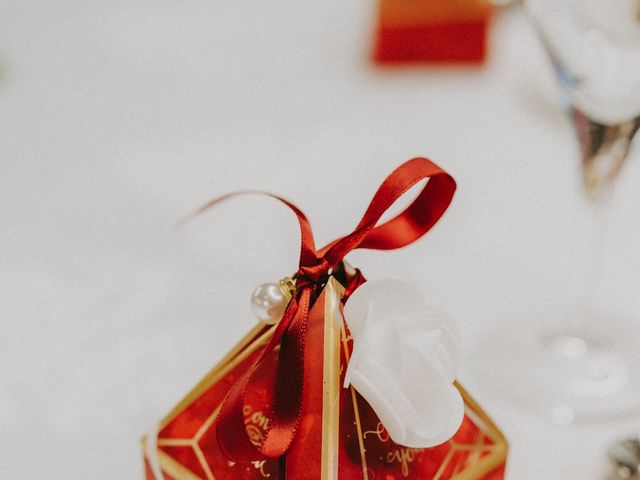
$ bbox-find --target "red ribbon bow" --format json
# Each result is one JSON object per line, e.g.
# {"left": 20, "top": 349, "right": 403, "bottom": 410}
{"left": 195, "top": 157, "right": 456, "bottom": 461}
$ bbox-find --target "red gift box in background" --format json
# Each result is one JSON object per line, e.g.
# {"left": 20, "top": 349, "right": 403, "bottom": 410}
{"left": 374, "top": 0, "right": 494, "bottom": 64}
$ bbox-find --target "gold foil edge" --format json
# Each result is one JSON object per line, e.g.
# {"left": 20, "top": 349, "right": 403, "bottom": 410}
{"left": 340, "top": 308, "right": 369, "bottom": 479}
{"left": 320, "top": 277, "right": 345, "bottom": 480}
{"left": 157, "top": 448, "right": 203, "bottom": 480}
{"left": 450, "top": 382, "right": 509, "bottom": 480}
{"left": 159, "top": 323, "right": 273, "bottom": 430}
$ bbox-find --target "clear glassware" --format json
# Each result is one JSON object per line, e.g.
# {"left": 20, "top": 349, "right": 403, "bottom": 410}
{"left": 472, "top": 0, "right": 640, "bottom": 424}
{"left": 530, "top": 0, "right": 640, "bottom": 196}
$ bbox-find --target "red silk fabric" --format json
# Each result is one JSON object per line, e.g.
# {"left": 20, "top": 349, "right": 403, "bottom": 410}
{"left": 195, "top": 157, "right": 456, "bottom": 461}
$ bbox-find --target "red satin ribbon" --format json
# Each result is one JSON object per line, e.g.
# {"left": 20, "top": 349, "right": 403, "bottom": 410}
{"left": 196, "top": 157, "right": 456, "bottom": 461}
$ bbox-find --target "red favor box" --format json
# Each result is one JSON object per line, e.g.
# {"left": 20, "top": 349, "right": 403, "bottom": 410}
{"left": 142, "top": 277, "right": 508, "bottom": 479}
{"left": 374, "top": 0, "right": 494, "bottom": 64}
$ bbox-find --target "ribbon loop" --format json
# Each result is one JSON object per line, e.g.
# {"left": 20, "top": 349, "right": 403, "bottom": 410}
{"left": 190, "top": 190, "right": 321, "bottom": 273}
{"left": 201, "top": 157, "right": 456, "bottom": 462}
{"left": 323, "top": 157, "right": 456, "bottom": 264}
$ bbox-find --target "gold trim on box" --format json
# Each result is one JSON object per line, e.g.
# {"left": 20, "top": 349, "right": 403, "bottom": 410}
{"left": 320, "top": 277, "right": 345, "bottom": 480}
{"left": 339, "top": 313, "right": 369, "bottom": 480}
{"left": 159, "top": 323, "right": 274, "bottom": 430}
{"left": 151, "top": 323, "right": 276, "bottom": 480}
{"left": 157, "top": 448, "right": 204, "bottom": 480}
{"left": 449, "top": 383, "right": 508, "bottom": 480}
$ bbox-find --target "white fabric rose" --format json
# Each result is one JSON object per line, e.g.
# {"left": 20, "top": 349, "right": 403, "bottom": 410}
{"left": 343, "top": 280, "right": 464, "bottom": 448}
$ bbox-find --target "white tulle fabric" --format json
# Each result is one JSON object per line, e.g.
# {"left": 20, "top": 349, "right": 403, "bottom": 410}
{"left": 343, "top": 280, "right": 464, "bottom": 449}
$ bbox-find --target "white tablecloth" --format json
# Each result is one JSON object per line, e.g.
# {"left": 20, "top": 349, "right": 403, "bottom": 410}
{"left": 2, "top": 1, "right": 640, "bottom": 478}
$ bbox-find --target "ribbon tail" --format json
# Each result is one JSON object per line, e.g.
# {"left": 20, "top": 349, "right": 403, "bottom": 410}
{"left": 216, "top": 295, "right": 298, "bottom": 461}
{"left": 215, "top": 366, "right": 257, "bottom": 461}
{"left": 216, "top": 289, "right": 311, "bottom": 461}
{"left": 260, "top": 287, "right": 310, "bottom": 458}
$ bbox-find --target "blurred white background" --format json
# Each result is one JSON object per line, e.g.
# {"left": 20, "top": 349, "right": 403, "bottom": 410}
{"left": 1, "top": 1, "right": 639, "bottom": 478}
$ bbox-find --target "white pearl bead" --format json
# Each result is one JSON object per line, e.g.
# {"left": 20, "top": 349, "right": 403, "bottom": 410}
{"left": 250, "top": 282, "right": 290, "bottom": 325}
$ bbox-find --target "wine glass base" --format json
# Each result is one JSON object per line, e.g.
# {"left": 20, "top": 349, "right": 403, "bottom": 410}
{"left": 469, "top": 308, "right": 640, "bottom": 425}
